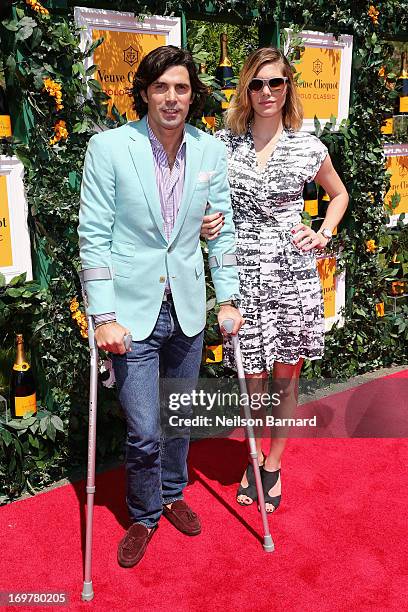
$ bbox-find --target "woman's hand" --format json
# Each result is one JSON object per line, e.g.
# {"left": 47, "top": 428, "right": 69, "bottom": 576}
{"left": 200, "top": 210, "right": 224, "bottom": 240}
{"left": 291, "top": 224, "right": 329, "bottom": 252}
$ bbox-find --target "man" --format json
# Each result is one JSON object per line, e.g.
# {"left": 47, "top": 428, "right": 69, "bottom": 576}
{"left": 78, "top": 45, "right": 243, "bottom": 568}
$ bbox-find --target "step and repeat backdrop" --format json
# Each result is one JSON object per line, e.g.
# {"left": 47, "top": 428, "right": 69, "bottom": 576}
{"left": 1, "top": 9, "right": 406, "bottom": 340}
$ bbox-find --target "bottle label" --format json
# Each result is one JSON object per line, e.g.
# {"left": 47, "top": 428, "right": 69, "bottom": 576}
{"left": 202, "top": 116, "right": 216, "bottom": 130}
{"left": 304, "top": 199, "right": 318, "bottom": 216}
{"left": 13, "top": 362, "right": 30, "bottom": 372}
{"left": 221, "top": 89, "right": 235, "bottom": 109}
{"left": 400, "top": 96, "right": 408, "bottom": 113}
{"left": 205, "top": 344, "right": 223, "bottom": 363}
{"left": 15, "top": 393, "right": 37, "bottom": 417}
{"left": 0, "top": 115, "right": 12, "bottom": 137}
{"left": 381, "top": 118, "right": 394, "bottom": 134}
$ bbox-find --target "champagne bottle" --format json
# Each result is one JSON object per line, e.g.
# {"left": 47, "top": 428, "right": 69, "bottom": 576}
{"left": 318, "top": 186, "right": 338, "bottom": 235}
{"left": 381, "top": 110, "right": 394, "bottom": 135}
{"left": 215, "top": 33, "right": 235, "bottom": 110}
{"left": 0, "top": 84, "right": 12, "bottom": 139}
{"left": 318, "top": 185, "right": 330, "bottom": 218}
{"left": 10, "top": 334, "right": 37, "bottom": 418}
{"left": 394, "top": 51, "right": 408, "bottom": 115}
{"left": 379, "top": 65, "right": 394, "bottom": 135}
{"left": 200, "top": 64, "right": 216, "bottom": 132}
{"left": 303, "top": 180, "right": 318, "bottom": 217}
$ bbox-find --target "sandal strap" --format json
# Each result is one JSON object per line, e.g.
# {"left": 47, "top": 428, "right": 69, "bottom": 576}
{"left": 236, "top": 459, "right": 263, "bottom": 502}
{"left": 261, "top": 467, "right": 281, "bottom": 507}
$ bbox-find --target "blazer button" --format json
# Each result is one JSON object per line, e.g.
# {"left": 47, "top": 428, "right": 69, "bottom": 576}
{"left": 159, "top": 276, "right": 166, "bottom": 283}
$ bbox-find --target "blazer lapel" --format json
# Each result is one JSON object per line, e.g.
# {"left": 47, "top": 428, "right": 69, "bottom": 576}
{"left": 169, "top": 126, "right": 204, "bottom": 247}
{"left": 128, "top": 117, "right": 167, "bottom": 243}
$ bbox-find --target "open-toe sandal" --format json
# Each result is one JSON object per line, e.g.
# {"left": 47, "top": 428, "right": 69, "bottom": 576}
{"left": 260, "top": 467, "right": 281, "bottom": 513}
{"left": 236, "top": 455, "right": 265, "bottom": 506}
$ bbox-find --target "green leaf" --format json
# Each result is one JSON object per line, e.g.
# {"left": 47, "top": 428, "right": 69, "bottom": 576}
{"left": 28, "top": 433, "right": 40, "bottom": 448}
{"left": 39, "top": 417, "right": 48, "bottom": 435}
{"left": 8, "top": 273, "right": 27, "bottom": 286}
{"left": 16, "top": 25, "right": 34, "bottom": 42}
{"left": 6, "top": 55, "right": 16, "bottom": 74}
{"left": 88, "top": 79, "right": 102, "bottom": 92}
{"left": 0, "top": 428, "right": 13, "bottom": 447}
{"left": 6, "top": 419, "right": 30, "bottom": 431}
{"left": 46, "top": 421, "right": 56, "bottom": 442}
{"left": 2, "top": 20, "right": 19, "bottom": 32}
{"left": 51, "top": 415, "right": 64, "bottom": 432}
{"left": 313, "top": 115, "right": 322, "bottom": 137}
{"left": 18, "top": 16, "right": 37, "bottom": 28}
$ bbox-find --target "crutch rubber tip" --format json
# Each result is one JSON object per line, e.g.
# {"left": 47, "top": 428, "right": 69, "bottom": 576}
{"left": 81, "top": 581, "right": 94, "bottom": 601}
{"left": 263, "top": 535, "right": 275, "bottom": 552}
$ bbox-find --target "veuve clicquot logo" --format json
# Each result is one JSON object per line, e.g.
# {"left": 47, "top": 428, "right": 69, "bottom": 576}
{"left": 10, "top": 334, "right": 37, "bottom": 418}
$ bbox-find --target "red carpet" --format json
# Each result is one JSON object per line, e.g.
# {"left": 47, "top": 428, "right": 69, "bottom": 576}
{"left": 1, "top": 371, "right": 408, "bottom": 611}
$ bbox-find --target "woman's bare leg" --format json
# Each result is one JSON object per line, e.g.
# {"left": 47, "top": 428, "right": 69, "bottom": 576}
{"left": 263, "top": 359, "right": 303, "bottom": 512}
{"left": 237, "top": 371, "right": 269, "bottom": 505}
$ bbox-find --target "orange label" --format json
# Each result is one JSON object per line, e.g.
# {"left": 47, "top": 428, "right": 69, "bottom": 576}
{"left": 0, "top": 174, "right": 13, "bottom": 268}
{"left": 0, "top": 115, "right": 12, "bottom": 138}
{"left": 317, "top": 256, "right": 336, "bottom": 319}
{"left": 13, "top": 362, "right": 30, "bottom": 372}
{"left": 202, "top": 116, "right": 216, "bottom": 131}
{"left": 304, "top": 198, "right": 318, "bottom": 216}
{"left": 92, "top": 29, "right": 166, "bottom": 120}
{"left": 381, "top": 117, "right": 393, "bottom": 134}
{"left": 385, "top": 155, "right": 408, "bottom": 216}
{"left": 221, "top": 89, "right": 235, "bottom": 110}
{"left": 205, "top": 344, "right": 223, "bottom": 363}
{"left": 400, "top": 97, "right": 408, "bottom": 113}
{"left": 376, "top": 302, "right": 385, "bottom": 317}
{"left": 295, "top": 46, "right": 341, "bottom": 120}
{"left": 15, "top": 393, "right": 37, "bottom": 417}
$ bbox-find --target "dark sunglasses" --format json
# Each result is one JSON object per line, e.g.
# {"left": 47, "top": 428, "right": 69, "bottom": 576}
{"left": 248, "top": 77, "right": 288, "bottom": 92}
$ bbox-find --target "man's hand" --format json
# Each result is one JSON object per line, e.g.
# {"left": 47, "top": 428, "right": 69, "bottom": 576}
{"left": 200, "top": 210, "right": 224, "bottom": 240}
{"left": 94, "top": 322, "right": 131, "bottom": 354}
{"left": 218, "top": 305, "right": 244, "bottom": 336}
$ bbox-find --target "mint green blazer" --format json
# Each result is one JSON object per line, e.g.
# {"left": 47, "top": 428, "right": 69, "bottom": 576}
{"left": 78, "top": 116, "right": 240, "bottom": 340}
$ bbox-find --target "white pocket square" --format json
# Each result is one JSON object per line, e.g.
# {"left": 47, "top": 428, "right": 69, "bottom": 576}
{"left": 197, "top": 171, "right": 216, "bottom": 183}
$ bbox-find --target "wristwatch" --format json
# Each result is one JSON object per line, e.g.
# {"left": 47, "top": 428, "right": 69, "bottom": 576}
{"left": 219, "top": 296, "right": 240, "bottom": 308}
{"left": 320, "top": 228, "right": 333, "bottom": 243}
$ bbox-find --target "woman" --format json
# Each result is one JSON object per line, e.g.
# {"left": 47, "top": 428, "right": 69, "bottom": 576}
{"left": 201, "top": 47, "right": 348, "bottom": 512}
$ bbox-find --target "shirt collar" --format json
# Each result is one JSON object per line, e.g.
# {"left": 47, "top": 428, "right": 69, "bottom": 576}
{"left": 146, "top": 117, "right": 186, "bottom": 157}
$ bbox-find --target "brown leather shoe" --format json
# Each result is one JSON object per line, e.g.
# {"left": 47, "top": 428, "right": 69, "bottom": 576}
{"left": 117, "top": 523, "right": 157, "bottom": 568}
{"left": 162, "top": 500, "right": 201, "bottom": 535}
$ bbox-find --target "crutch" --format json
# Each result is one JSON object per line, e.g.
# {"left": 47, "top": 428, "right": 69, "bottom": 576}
{"left": 222, "top": 318, "right": 274, "bottom": 552}
{"left": 79, "top": 267, "right": 131, "bottom": 601}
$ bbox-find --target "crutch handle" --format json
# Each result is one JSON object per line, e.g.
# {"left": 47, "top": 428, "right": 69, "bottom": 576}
{"left": 123, "top": 333, "right": 132, "bottom": 352}
{"left": 221, "top": 318, "right": 234, "bottom": 334}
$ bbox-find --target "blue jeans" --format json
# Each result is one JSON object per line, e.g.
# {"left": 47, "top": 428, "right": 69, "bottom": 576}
{"left": 112, "top": 302, "right": 204, "bottom": 528}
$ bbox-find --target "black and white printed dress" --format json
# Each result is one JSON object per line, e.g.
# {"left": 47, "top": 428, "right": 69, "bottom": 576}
{"left": 216, "top": 127, "right": 328, "bottom": 374}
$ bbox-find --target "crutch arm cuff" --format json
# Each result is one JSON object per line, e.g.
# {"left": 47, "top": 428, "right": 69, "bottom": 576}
{"left": 208, "top": 253, "right": 237, "bottom": 269}
{"left": 79, "top": 267, "right": 112, "bottom": 283}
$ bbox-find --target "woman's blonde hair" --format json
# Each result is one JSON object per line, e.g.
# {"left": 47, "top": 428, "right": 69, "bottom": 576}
{"left": 225, "top": 47, "right": 303, "bottom": 134}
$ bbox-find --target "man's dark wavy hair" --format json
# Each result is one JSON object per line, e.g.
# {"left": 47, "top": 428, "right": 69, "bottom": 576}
{"left": 131, "top": 45, "right": 208, "bottom": 120}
